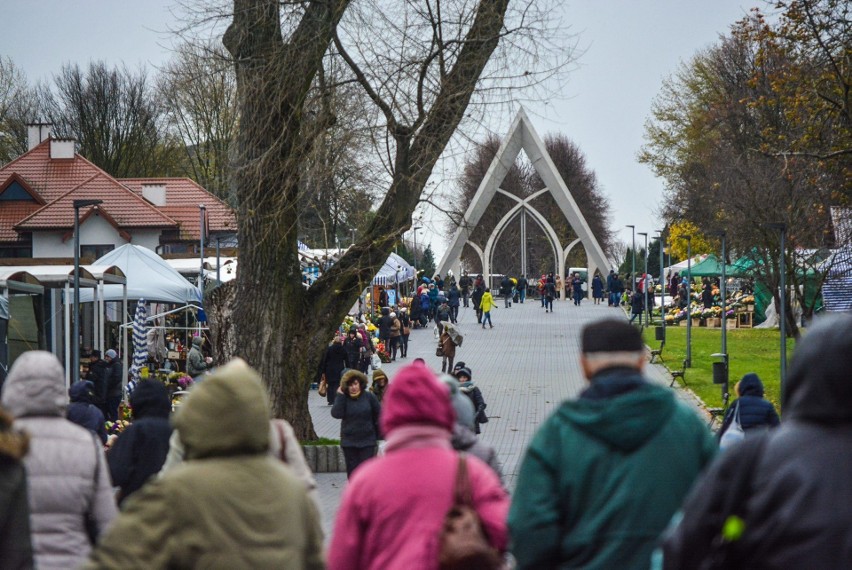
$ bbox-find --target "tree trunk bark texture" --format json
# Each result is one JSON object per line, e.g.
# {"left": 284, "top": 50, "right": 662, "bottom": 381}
{"left": 224, "top": 0, "right": 509, "bottom": 440}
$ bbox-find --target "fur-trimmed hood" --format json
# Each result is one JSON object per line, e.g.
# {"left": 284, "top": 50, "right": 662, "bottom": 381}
{"left": 0, "top": 407, "right": 28, "bottom": 461}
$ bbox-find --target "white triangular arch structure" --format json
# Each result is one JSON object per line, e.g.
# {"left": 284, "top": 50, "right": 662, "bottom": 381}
{"left": 437, "top": 108, "right": 611, "bottom": 297}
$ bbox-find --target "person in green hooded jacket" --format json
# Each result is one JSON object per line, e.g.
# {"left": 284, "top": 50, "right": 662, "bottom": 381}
{"left": 84, "top": 359, "right": 324, "bottom": 570}
{"left": 509, "top": 319, "right": 716, "bottom": 570}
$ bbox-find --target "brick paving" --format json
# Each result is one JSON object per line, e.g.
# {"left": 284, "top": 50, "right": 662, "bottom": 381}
{"left": 310, "top": 295, "right": 705, "bottom": 537}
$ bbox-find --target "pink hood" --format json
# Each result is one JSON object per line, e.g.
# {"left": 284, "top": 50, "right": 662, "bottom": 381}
{"left": 380, "top": 363, "right": 455, "bottom": 436}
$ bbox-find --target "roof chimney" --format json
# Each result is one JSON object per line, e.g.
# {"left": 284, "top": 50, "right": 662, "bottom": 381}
{"left": 27, "top": 123, "right": 52, "bottom": 150}
{"left": 49, "top": 139, "right": 75, "bottom": 159}
{"left": 141, "top": 184, "right": 167, "bottom": 206}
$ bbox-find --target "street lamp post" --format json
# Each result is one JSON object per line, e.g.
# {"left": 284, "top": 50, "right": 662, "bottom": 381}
{"left": 73, "top": 199, "right": 103, "bottom": 384}
{"left": 199, "top": 204, "right": 206, "bottom": 293}
{"left": 711, "top": 230, "right": 728, "bottom": 395}
{"left": 626, "top": 225, "right": 635, "bottom": 294}
{"left": 656, "top": 230, "right": 665, "bottom": 337}
{"left": 681, "top": 234, "right": 693, "bottom": 367}
{"left": 766, "top": 222, "right": 788, "bottom": 390}
{"left": 638, "top": 232, "right": 648, "bottom": 325}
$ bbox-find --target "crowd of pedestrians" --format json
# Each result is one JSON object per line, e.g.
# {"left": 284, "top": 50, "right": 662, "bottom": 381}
{"left": 1, "top": 294, "right": 850, "bottom": 568}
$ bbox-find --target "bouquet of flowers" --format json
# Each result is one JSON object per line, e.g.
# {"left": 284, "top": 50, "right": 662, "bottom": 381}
{"left": 375, "top": 341, "right": 391, "bottom": 363}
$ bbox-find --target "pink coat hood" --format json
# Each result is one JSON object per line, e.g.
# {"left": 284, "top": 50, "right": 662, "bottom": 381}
{"left": 380, "top": 363, "right": 455, "bottom": 436}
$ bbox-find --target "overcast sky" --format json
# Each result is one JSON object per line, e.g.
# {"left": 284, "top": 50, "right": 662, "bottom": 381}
{"left": 2, "top": 1, "right": 761, "bottom": 261}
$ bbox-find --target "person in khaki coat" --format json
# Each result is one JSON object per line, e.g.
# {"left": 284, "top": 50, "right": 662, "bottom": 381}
{"left": 85, "top": 359, "right": 324, "bottom": 570}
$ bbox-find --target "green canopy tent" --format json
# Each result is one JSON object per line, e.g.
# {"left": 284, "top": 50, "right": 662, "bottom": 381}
{"left": 679, "top": 254, "right": 739, "bottom": 278}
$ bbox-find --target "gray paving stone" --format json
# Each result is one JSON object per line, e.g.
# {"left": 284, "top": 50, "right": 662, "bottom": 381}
{"left": 309, "top": 296, "right": 702, "bottom": 539}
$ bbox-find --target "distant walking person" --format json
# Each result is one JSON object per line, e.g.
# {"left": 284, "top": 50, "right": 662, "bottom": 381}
{"left": 501, "top": 275, "right": 513, "bottom": 308}
{"left": 606, "top": 270, "right": 616, "bottom": 306}
{"left": 544, "top": 275, "right": 556, "bottom": 313}
{"left": 518, "top": 274, "right": 528, "bottom": 303}
{"left": 662, "top": 315, "right": 852, "bottom": 569}
{"left": 447, "top": 283, "right": 460, "bottom": 323}
{"left": 459, "top": 273, "right": 472, "bottom": 307}
{"left": 480, "top": 288, "right": 495, "bottom": 329}
{"left": 471, "top": 285, "right": 485, "bottom": 324}
{"left": 630, "top": 290, "right": 645, "bottom": 324}
{"left": 509, "top": 320, "right": 715, "bottom": 569}
{"left": 592, "top": 273, "right": 604, "bottom": 305}
{"left": 572, "top": 272, "right": 584, "bottom": 305}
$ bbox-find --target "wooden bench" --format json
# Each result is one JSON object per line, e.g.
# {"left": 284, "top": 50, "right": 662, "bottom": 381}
{"left": 707, "top": 392, "right": 731, "bottom": 429}
{"left": 669, "top": 359, "right": 687, "bottom": 388}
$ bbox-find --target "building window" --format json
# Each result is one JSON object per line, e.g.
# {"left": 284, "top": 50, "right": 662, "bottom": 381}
{"left": 0, "top": 180, "right": 37, "bottom": 201}
{"left": 80, "top": 244, "right": 114, "bottom": 261}
{"left": 0, "top": 244, "right": 33, "bottom": 258}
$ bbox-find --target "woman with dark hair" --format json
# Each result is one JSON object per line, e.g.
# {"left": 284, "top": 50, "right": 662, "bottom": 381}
{"left": 331, "top": 370, "right": 381, "bottom": 479}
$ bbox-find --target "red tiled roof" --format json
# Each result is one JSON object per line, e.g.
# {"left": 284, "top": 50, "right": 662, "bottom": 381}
{"left": 0, "top": 140, "right": 235, "bottom": 245}
{"left": 120, "top": 178, "right": 236, "bottom": 240}
{"left": 0, "top": 202, "right": 41, "bottom": 242}
{"left": 16, "top": 173, "right": 178, "bottom": 230}
{"left": 0, "top": 139, "right": 103, "bottom": 203}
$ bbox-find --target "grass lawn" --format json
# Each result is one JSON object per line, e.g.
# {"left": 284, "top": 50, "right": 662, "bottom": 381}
{"left": 643, "top": 324, "right": 795, "bottom": 414}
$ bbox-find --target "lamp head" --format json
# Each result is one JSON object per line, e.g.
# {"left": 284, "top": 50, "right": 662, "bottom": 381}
{"left": 73, "top": 199, "right": 103, "bottom": 209}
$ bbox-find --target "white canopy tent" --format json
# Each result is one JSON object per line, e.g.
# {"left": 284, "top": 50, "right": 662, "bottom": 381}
{"left": 372, "top": 252, "right": 416, "bottom": 286}
{"left": 80, "top": 244, "right": 201, "bottom": 305}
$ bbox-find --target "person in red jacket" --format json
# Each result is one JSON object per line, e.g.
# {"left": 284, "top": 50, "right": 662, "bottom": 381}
{"left": 328, "top": 362, "right": 508, "bottom": 570}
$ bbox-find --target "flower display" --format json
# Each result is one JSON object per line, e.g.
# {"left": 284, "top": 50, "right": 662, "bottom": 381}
{"left": 105, "top": 420, "right": 130, "bottom": 435}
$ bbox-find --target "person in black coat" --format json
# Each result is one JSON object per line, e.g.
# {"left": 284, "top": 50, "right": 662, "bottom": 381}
{"left": 0, "top": 406, "right": 33, "bottom": 568}
{"left": 378, "top": 307, "right": 394, "bottom": 348}
{"left": 459, "top": 273, "right": 472, "bottom": 307}
{"left": 447, "top": 284, "right": 460, "bottom": 323}
{"left": 629, "top": 291, "right": 645, "bottom": 324}
{"left": 701, "top": 278, "right": 714, "bottom": 309}
{"left": 663, "top": 315, "right": 852, "bottom": 569}
{"left": 500, "top": 276, "right": 513, "bottom": 308}
{"left": 107, "top": 379, "right": 172, "bottom": 505}
{"left": 86, "top": 350, "right": 110, "bottom": 416}
{"left": 104, "top": 349, "right": 124, "bottom": 422}
{"left": 718, "top": 373, "right": 780, "bottom": 439}
{"left": 331, "top": 370, "right": 380, "bottom": 479}
{"left": 471, "top": 286, "right": 485, "bottom": 324}
{"left": 320, "top": 337, "right": 348, "bottom": 405}
{"left": 342, "top": 327, "right": 363, "bottom": 370}
{"left": 67, "top": 381, "right": 108, "bottom": 444}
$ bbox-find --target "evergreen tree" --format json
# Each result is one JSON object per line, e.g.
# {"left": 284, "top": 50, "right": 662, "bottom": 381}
{"left": 420, "top": 244, "right": 437, "bottom": 279}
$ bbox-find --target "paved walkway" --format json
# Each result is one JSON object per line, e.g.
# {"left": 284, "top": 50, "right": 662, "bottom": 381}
{"left": 309, "top": 296, "right": 704, "bottom": 537}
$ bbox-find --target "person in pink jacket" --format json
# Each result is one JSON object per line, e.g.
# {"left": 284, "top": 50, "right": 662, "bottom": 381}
{"left": 328, "top": 362, "right": 508, "bottom": 570}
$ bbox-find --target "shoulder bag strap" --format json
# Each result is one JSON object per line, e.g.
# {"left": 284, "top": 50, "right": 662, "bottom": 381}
{"left": 454, "top": 453, "right": 473, "bottom": 507}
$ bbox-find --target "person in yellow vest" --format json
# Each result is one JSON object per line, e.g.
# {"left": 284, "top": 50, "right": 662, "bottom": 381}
{"left": 480, "top": 289, "right": 495, "bottom": 329}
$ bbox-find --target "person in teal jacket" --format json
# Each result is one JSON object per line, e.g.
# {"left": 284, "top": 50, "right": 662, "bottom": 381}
{"left": 509, "top": 320, "right": 716, "bottom": 570}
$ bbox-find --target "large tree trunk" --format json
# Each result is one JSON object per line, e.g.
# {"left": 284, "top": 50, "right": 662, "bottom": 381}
{"left": 224, "top": 0, "right": 509, "bottom": 440}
